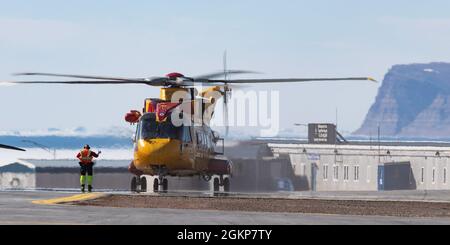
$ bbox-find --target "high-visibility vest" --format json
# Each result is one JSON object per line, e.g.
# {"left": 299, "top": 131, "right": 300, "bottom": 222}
{"left": 79, "top": 149, "right": 93, "bottom": 164}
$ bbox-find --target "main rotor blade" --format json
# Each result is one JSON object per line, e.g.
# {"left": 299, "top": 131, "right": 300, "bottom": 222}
{"left": 2, "top": 76, "right": 174, "bottom": 86}
{"left": 194, "top": 70, "right": 259, "bottom": 80}
{"left": 2, "top": 80, "right": 154, "bottom": 85}
{"left": 10, "top": 72, "right": 217, "bottom": 87}
{"left": 209, "top": 77, "right": 378, "bottom": 84}
{"left": 14, "top": 72, "right": 145, "bottom": 82}
{"left": 0, "top": 144, "right": 26, "bottom": 152}
{"left": 2, "top": 79, "right": 229, "bottom": 87}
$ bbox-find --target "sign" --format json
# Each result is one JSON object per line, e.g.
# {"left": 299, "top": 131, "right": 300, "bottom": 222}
{"left": 308, "top": 123, "right": 336, "bottom": 144}
{"left": 307, "top": 153, "right": 320, "bottom": 161}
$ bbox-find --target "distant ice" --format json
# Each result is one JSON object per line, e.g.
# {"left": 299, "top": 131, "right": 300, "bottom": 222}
{"left": 0, "top": 126, "right": 134, "bottom": 137}
{"left": 0, "top": 148, "right": 134, "bottom": 165}
{"left": 424, "top": 68, "right": 439, "bottom": 73}
{"left": 0, "top": 82, "right": 15, "bottom": 87}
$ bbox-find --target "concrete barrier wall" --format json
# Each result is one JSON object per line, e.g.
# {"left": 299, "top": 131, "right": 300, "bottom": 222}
{"left": 36, "top": 172, "right": 132, "bottom": 190}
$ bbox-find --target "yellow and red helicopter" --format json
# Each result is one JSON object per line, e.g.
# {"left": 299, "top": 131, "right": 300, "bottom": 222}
{"left": 3, "top": 70, "right": 376, "bottom": 193}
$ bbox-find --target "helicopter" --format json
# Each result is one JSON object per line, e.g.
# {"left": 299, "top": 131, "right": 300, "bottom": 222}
{"left": 3, "top": 69, "right": 376, "bottom": 193}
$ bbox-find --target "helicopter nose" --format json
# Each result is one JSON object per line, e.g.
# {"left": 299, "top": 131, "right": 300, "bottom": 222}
{"left": 135, "top": 139, "right": 180, "bottom": 165}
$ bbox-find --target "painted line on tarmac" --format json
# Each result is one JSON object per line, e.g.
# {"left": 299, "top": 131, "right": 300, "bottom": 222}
{"left": 0, "top": 220, "right": 88, "bottom": 225}
{"left": 32, "top": 193, "right": 105, "bottom": 205}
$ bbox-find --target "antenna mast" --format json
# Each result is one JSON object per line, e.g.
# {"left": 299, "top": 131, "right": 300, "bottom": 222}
{"left": 223, "top": 50, "right": 230, "bottom": 136}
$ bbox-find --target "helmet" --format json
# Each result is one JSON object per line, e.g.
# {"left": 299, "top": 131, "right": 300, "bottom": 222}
{"left": 84, "top": 144, "right": 91, "bottom": 149}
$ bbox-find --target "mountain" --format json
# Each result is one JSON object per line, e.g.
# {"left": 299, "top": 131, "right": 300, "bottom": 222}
{"left": 354, "top": 62, "right": 450, "bottom": 139}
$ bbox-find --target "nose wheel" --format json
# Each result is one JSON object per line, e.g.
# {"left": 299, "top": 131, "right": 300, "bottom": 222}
{"left": 212, "top": 175, "right": 231, "bottom": 196}
{"left": 131, "top": 176, "right": 147, "bottom": 193}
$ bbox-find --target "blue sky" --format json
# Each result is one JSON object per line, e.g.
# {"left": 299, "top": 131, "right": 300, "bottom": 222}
{"left": 1, "top": 0, "right": 450, "bottom": 136}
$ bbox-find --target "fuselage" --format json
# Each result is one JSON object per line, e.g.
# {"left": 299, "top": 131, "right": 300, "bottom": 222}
{"left": 132, "top": 113, "right": 218, "bottom": 176}
{"left": 127, "top": 86, "right": 231, "bottom": 177}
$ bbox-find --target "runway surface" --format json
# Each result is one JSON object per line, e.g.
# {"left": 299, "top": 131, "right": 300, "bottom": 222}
{"left": 2, "top": 191, "right": 450, "bottom": 224}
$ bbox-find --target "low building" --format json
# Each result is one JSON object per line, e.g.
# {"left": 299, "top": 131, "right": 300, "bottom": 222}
{"left": 0, "top": 160, "right": 36, "bottom": 189}
{"left": 269, "top": 142, "right": 450, "bottom": 191}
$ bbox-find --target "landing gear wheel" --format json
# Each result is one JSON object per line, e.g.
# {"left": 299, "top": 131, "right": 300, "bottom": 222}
{"left": 223, "top": 178, "right": 230, "bottom": 193}
{"left": 131, "top": 176, "right": 138, "bottom": 193}
{"left": 213, "top": 178, "right": 220, "bottom": 193}
{"left": 140, "top": 176, "right": 147, "bottom": 192}
{"left": 162, "top": 178, "right": 168, "bottom": 193}
{"left": 153, "top": 178, "right": 159, "bottom": 193}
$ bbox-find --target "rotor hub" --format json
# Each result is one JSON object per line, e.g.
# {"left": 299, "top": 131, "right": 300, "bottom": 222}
{"left": 166, "top": 72, "right": 185, "bottom": 80}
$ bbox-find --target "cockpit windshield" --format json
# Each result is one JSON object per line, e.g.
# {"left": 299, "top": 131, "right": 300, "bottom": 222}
{"left": 139, "top": 113, "right": 181, "bottom": 140}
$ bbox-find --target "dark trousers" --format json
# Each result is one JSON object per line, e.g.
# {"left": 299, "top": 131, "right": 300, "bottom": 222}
{"left": 79, "top": 163, "right": 94, "bottom": 176}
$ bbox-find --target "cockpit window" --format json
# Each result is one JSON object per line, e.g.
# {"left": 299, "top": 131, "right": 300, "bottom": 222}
{"left": 139, "top": 113, "right": 181, "bottom": 140}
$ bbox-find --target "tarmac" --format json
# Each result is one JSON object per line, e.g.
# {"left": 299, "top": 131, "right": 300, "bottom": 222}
{"left": 2, "top": 190, "right": 450, "bottom": 224}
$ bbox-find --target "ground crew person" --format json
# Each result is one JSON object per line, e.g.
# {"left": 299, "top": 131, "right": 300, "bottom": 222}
{"left": 76, "top": 144, "right": 101, "bottom": 192}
